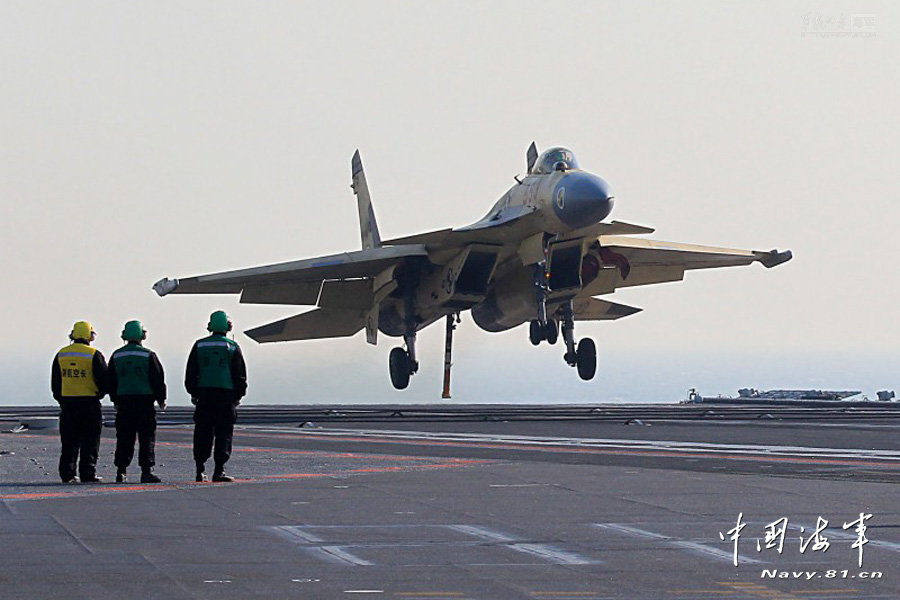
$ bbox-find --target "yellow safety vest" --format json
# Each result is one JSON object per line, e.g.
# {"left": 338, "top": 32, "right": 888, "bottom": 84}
{"left": 56, "top": 342, "right": 99, "bottom": 397}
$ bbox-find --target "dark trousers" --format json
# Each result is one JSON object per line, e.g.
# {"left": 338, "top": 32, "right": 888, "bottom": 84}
{"left": 58, "top": 399, "right": 102, "bottom": 480}
{"left": 114, "top": 400, "right": 157, "bottom": 471}
{"left": 193, "top": 398, "right": 237, "bottom": 471}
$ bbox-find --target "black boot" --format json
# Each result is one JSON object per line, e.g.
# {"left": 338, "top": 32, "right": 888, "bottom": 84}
{"left": 141, "top": 469, "right": 161, "bottom": 484}
{"left": 116, "top": 469, "right": 127, "bottom": 484}
{"left": 212, "top": 465, "right": 233, "bottom": 483}
{"left": 195, "top": 463, "right": 208, "bottom": 483}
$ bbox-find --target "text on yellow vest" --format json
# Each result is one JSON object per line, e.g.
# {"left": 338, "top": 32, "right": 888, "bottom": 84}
{"left": 57, "top": 342, "right": 99, "bottom": 397}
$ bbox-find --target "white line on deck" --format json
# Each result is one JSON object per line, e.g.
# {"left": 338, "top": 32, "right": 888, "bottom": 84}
{"left": 287, "top": 427, "right": 900, "bottom": 463}
{"left": 594, "top": 523, "right": 762, "bottom": 564}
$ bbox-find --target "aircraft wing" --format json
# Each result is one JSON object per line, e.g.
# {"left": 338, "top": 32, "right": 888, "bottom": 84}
{"left": 581, "top": 237, "right": 792, "bottom": 296}
{"left": 598, "top": 236, "right": 793, "bottom": 271}
{"left": 383, "top": 220, "right": 655, "bottom": 250}
{"left": 153, "top": 244, "right": 428, "bottom": 304}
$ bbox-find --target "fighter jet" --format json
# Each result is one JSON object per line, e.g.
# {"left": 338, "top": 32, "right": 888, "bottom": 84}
{"left": 154, "top": 144, "right": 792, "bottom": 394}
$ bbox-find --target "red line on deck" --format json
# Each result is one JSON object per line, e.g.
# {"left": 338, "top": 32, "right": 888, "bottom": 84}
{"left": 278, "top": 432, "right": 900, "bottom": 469}
{"left": 0, "top": 458, "right": 491, "bottom": 501}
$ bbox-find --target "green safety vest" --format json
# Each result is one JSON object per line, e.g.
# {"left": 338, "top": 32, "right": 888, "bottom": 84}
{"left": 196, "top": 335, "right": 237, "bottom": 390}
{"left": 112, "top": 343, "right": 153, "bottom": 396}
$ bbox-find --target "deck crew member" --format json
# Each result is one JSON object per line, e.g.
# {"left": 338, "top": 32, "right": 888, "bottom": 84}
{"left": 185, "top": 310, "right": 247, "bottom": 482}
{"left": 51, "top": 321, "right": 108, "bottom": 483}
{"left": 108, "top": 320, "right": 167, "bottom": 484}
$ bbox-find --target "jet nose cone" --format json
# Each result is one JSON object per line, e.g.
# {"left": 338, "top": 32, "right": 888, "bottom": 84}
{"left": 552, "top": 173, "right": 614, "bottom": 228}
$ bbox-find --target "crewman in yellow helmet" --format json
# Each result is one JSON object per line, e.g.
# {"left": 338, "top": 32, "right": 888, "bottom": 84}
{"left": 51, "top": 321, "right": 108, "bottom": 483}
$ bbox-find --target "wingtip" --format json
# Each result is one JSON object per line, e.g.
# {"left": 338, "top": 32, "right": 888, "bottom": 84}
{"left": 757, "top": 249, "right": 793, "bottom": 269}
{"left": 152, "top": 278, "right": 178, "bottom": 297}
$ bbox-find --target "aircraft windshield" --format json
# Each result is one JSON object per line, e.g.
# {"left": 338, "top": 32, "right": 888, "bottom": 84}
{"left": 532, "top": 147, "right": 580, "bottom": 174}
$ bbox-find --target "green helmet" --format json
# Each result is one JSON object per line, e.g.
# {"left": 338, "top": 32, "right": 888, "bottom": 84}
{"left": 207, "top": 310, "right": 232, "bottom": 334}
{"left": 122, "top": 320, "right": 146, "bottom": 342}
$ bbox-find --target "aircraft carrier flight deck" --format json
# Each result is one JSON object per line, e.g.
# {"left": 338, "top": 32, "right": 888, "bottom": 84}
{"left": 1, "top": 402, "right": 898, "bottom": 599}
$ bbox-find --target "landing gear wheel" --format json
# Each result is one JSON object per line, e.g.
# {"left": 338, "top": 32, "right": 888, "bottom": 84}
{"left": 576, "top": 338, "right": 596, "bottom": 381}
{"left": 529, "top": 320, "right": 543, "bottom": 346}
{"left": 389, "top": 347, "right": 411, "bottom": 390}
{"left": 545, "top": 319, "right": 559, "bottom": 345}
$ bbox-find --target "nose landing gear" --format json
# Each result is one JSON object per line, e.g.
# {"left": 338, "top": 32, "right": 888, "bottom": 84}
{"left": 528, "top": 257, "right": 597, "bottom": 380}
{"left": 534, "top": 300, "right": 593, "bottom": 381}
{"left": 529, "top": 318, "right": 558, "bottom": 345}
{"left": 529, "top": 258, "right": 560, "bottom": 346}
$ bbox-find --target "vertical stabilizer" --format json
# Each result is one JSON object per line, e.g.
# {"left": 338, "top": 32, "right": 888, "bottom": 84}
{"left": 351, "top": 150, "right": 382, "bottom": 250}
{"left": 526, "top": 142, "right": 538, "bottom": 174}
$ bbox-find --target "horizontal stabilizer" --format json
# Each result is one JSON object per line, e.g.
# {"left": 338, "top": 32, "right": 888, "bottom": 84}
{"left": 244, "top": 309, "right": 366, "bottom": 343}
{"left": 573, "top": 297, "right": 642, "bottom": 321}
{"left": 240, "top": 281, "right": 321, "bottom": 305}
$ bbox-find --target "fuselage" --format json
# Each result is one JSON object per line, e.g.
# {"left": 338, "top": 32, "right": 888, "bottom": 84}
{"left": 378, "top": 147, "right": 615, "bottom": 337}
{"left": 483, "top": 167, "right": 614, "bottom": 235}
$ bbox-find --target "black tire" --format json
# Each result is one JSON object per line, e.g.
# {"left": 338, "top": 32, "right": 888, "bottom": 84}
{"left": 529, "top": 320, "right": 543, "bottom": 346}
{"left": 576, "top": 338, "right": 597, "bottom": 381}
{"left": 389, "top": 347, "right": 411, "bottom": 390}
{"left": 545, "top": 319, "right": 559, "bottom": 345}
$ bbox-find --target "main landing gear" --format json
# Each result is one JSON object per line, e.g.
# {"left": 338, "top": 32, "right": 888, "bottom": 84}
{"left": 529, "top": 300, "right": 597, "bottom": 381}
{"left": 389, "top": 332, "right": 419, "bottom": 390}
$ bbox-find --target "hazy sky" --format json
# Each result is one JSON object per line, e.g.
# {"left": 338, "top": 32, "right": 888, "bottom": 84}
{"left": 2, "top": 2, "right": 897, "bottom": 405}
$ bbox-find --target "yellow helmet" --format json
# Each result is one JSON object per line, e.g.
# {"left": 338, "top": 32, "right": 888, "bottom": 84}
{"left": 70, "top": 321, "right": 96, "bottom": 342}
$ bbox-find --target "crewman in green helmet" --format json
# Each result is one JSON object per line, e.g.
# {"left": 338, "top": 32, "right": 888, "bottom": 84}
{"left": 51, "top": 321, "right": 108, "bottom": 483}
{"left": 107, "top": 320, "right": 167, "bottom": 483}
{"left": 185, "top": 310, "right": 247, "bottom": 482}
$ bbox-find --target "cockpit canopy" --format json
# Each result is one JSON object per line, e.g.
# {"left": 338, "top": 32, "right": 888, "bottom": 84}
{"left": 531, "top": 147, "right": 580, "bottom": 174}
